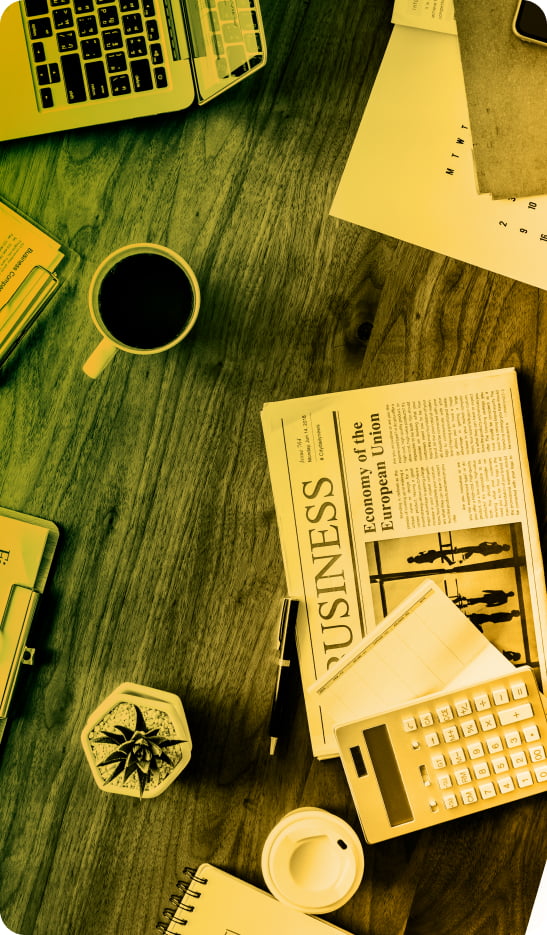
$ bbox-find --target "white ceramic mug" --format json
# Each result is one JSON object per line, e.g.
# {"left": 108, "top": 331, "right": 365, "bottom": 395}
{"left": 83, "top": 243, "right": 200, "bottom": 378}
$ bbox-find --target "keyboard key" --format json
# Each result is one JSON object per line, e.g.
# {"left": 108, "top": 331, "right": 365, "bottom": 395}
{"left": 497, "top": 776, "right": 515, "bottom": 793}
{"left": 28, "top": 17, "right": 53, "bottom": 39}
{"left": 516, "top": 770, "right": 533, "bottom": 788}
{"left": 142, "top": 0, "right": 155, "bottom": 13}
{"left": 461, "top": 787, "right": 478, "bottom": 804}
{"left": 57, "top": 30, "right": 78, "bottom": 51}
{"left": 146, "top": 18, "right": 158, "bottom": 40}
{"left": 106, "top": 51, "right": 126, "bottom": 72}
{"left": 110, "top": 73, "right": 131, "bottom": 94}
{"left": 36, "top": 63, "right": 50, "bottom": 84}
{"left": 40, "top": 86, "right": 54, "bottom": 107}
{"left": 81, "top": 37, "right": 101, "bottom": 58}
{"left": 25, "top": 0, "right": 48, "bottom": 13}
{"left": 511, "top": 681, "right": 529, "bottom": 700}
{"left": 74, "top": 0, "right": 94, "bottom": 11}
{"left": 461, "top": 718, "right": 478, "bottom": 737}
{"left": 53, "top": 7, "right": 73, "bottom": 28}
{"left": 150, "top": 43, "right": 162, "bottom": 64}
{"left": 505, "top": 730, "right": 521, "bottom": 747}
{"left": 32, "top": 41, "right": 46, "bottom": 61}
{"left": 77, "top": 15, "right": 98, "bottom": 35}
{"left": 154, "top": 68, "right": 168, "bottom": 89}
{"left": 492, "top": 687, "right": 509, "bottom": 705}
{"left": 99, "top": 6, "right": 119, "bottom": 26}
{"left": 85, "top": 60, "right": 109, "bottom": 97}
{"left": 61, "top": 52, "right": 87, "bottom": 102}
{"left": 130, "top": 58, "right": 153, "bottom": 90}
{"left": 455, "top": 699, "right": 472, "bottom": 717}
{"left": 485, "top": 735, "right": 503, "bottom": 754}
{"left": 102, "top": 28, "right": 123, "bottom": 48}
{"left": 529, "top": 745, "right": 546, "bottom": 761}
{"left": 523, "top": 724, "right": 541, "bottom": 742}
{"left": 126, "top": 35, "right": 146, "bottom": 55}
{"left": 122, "top": 12, "right": 143, "bottom": 32}
{"left": 50, "top": 62, "right": 61, "bottom": 81}
{"left": 499, "top": 702, "right": 534, "bottom": 725}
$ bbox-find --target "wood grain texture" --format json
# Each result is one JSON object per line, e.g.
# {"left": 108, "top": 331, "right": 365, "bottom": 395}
{"left": 0, "top": 1, "right": 545, "bottom": 934}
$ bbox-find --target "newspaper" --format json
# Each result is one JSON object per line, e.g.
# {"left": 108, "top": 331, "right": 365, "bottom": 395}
{"left": 261, "top": 369, "right": 547, "bottom": 758}
{"left": 392, "top": 0, "right": 456, "bottom": 34}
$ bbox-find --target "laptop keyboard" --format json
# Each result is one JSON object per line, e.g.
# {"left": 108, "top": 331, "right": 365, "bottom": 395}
{"left": 22, "top": 0, "right": 170, "bottom": 109}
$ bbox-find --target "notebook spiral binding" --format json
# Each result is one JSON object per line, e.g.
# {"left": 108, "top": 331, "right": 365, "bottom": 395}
{"left": 156, "top": 867, "right": 208, "bottom": 932}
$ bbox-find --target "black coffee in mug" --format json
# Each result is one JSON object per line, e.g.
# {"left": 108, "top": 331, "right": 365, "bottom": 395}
{"left": 98, "top": 252, "right": 195, "bottom": 350}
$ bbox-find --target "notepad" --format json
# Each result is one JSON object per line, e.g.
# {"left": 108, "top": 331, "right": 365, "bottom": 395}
{"left": 310, "top": 580, "right": 514, "bottom": 751}
{"left": 156, "top": 864, "right": 354, "bottom": 934}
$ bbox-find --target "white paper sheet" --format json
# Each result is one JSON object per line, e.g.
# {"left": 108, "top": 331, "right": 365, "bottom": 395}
{"left": 331, "top": 25, "right": 547, "bottom": 290}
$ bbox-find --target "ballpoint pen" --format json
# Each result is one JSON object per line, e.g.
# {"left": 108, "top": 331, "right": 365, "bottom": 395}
{"left": 268, "top": 597, "right": 299, "bottom": 755}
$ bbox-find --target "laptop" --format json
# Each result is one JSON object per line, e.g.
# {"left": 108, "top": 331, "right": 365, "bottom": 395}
{"left": 0, "top": 0, "right": 266, "bottom": 141}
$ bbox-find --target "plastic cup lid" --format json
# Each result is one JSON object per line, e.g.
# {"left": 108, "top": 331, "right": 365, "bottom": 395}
{"left": 261, "top": 807, "right": 364, "bottom": 914}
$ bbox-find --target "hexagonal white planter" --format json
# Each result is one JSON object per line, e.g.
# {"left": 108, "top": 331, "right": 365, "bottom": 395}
{"left": 81, "top": 682, "right": 192, "bottom": 798}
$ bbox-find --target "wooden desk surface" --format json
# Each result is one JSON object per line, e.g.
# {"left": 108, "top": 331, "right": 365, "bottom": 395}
{"left": 0, "top": 2, "right": 546, "bottom": 933}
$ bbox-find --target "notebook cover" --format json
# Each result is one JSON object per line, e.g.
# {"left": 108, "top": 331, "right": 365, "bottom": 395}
{"left": 453, "top": 0, "right": 547, "bottom": 198}
{"left": 160, "top": 864, "right": 353, "bottom": 933}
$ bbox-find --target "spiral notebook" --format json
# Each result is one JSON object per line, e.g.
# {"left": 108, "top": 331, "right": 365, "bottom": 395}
{"left": 156, "top": 864, "right": 353, "bottom": 934}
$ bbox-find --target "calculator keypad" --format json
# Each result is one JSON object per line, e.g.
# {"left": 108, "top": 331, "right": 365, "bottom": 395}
{"left": 336, "top": 666, "right": 547, "bottom": 843}
{"left": 405, "top": 674, "right": 547, "bottom": 807}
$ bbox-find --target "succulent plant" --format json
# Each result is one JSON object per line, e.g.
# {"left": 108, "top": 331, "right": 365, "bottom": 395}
{"left": 96, "top": 704, "right": 184, "bottom": 797}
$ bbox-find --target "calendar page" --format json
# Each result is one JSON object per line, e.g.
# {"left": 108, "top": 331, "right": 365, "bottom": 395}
{"left": 331, "top": 25, "right": 547, "bottom": 291}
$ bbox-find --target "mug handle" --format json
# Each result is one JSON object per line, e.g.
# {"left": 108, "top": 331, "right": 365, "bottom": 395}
{"left": 83, "top": 337, "right": 118, "bottom": 378}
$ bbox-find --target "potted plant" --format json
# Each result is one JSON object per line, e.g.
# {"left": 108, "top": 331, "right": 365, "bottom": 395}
{"left": 81, "top": 682, "right": 191, "bottom": 798}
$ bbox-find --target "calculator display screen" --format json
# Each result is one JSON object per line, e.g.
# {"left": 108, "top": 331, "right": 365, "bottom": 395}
{"left": 363, "top": 724, "right": 414, "bottom": 827}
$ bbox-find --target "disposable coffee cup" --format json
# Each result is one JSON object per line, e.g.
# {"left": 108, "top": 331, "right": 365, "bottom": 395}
{"left": 83, "top": 243, "right": 200, "bottom": 378}
{"left": 261, "top": 807, "right": 364, "bottom": 914}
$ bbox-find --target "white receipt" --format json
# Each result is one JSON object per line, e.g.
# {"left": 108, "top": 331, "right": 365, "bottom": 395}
{"left": 310, "top": 580, "right": 513, "bottom": 749}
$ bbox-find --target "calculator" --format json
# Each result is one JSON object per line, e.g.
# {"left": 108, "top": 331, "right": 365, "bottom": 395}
{"left": 334, "top": 667, "right": 547, "bottom": 843}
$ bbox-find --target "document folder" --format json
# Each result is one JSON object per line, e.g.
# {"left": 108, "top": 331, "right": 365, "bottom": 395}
{"left": 0, "top": 506, "right": 59, "bottom": 741}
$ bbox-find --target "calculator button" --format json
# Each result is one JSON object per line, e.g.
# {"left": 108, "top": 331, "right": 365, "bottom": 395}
{"left": 479, "top": 781, "right": 497, "bottom": 799}
{"left": 436, "top": 704, "right": 453, "bottom": 723}
{"left": 473, "top": 762, "right": 491, "bottom": 779}
{"left": 493, "top": 687, "right": 510, "bottom": 705}
{"left": 492, "top": 756, "right": 509, "bottom": 773}
{"left": 437, "top": 774, "right": 452, "bottom": 789}
{"left": 431, "top": 753, "right": 446, "bottom": 769}
{"left": 454, "top": 767, "right": 472, "bottom": 785}
{"left": 448, "top": 747, "right": 466, "bottom": 765}
{"left": 402, "top": 716, "right": 417, "bottom": 732}
{"left": 523, "top": 724, "right": 541, "bottom": 742}
{"left": 474, "top": 693, "right": 491, "bottom": 711}
{"left": 455, "top": 699, "right": 472, "bottom": 717}
{"left": 511, "top": 681, "right": 529, "bottom": 700}
{"left": 510, "top": 750, "right": 528, "bottom": 768}
{"left": 467, "top": 741, "right": 484, "bottom": 759}
{"left": 461, "top": 787, "right": 478, "bottom": 804}
{"left": 499, "top": 703, "right": 534, "bottom": 725}
{"left": 419, "top": 711, "right": 434, "bottom": 727}
{"left": 498, "top": 776, "right": 515, "bottom": 794}
{"left": 461, "top": 718, "right": 478, "bottom": 737}
{"left": 505, "top": 730, "right": 521, "bottom": 747}
{"left": 478, "top": 714, "right": 497, "bottom": 731}
{"left": 425, "top": 732, "right": 440, "bottom": 747}
{"left": 442, "top": 726, "right": 459, "bottom": 743}
{"left": 485, "top": 736, "right": 503, "bottom": 754}
{"left": 529, "top": 745, "right": 546, "bottom": 762}
{"left": 534, "top": 765, "right": 547, "bottom": 782}
{"left": 516, "top": 770, "right": 533, "bottom": 788}
{"left": 443, "top": 793, "right": 458, "bottom": 809}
